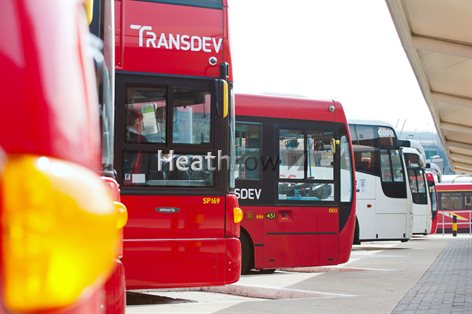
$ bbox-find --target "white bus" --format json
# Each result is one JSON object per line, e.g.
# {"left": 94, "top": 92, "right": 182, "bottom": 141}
{"left": 403, "top": 146, "right": 432, "bottom": 235}
{"left": 349, "top": 120, "right": 412, "bottom": 243}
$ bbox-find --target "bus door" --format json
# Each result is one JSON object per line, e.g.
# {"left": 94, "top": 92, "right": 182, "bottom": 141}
{"left": 353, "top": 147, "right": 378, "bottom": 239}
{"left": 408, "top": 167, "right": 431, "bottom": 234}
{"left": 377, "top": 148, "right": 410, "bottom": 239}
{"left": 264, "top": 125, "right": 339, "bottom": 267}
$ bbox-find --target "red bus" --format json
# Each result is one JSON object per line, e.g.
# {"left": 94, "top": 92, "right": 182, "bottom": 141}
{"left": 1, "top": 1, "right": 125, "bottom": 312}
{"left": 112, "top": 0, "right": 242, "bottom": 288}
{"left": 425, "top": 172, "right": 439, "bottom": 234}
{"left": 437, "top": 183, "right": 472, "bottom": 234}
{"left": 90, "top": 1, "right": 128, "bottom": 312}
{"left": 235, "top": 94, "right": 356, "bottom": 273}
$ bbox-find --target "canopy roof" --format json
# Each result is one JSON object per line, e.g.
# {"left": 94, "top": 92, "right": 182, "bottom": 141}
{"left": 386, "top": 0, "right": 472, "bottom": 174}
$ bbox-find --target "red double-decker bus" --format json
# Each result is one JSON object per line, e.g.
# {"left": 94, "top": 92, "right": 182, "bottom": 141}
{"left": 112, "top": 0, "right": 242, "bottom": 288}
{"left": 1, "top": 1, "right": 126, "bottom": 312}
{"left": 235, "top": 94, "right": 356, "bottom": 273}
{"left": 437, "top": 183, "right": 472, "bottom": 234}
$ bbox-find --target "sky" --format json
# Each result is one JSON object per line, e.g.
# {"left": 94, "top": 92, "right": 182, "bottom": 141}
{"left": 228, "top": 0, "right": 436, "bottom": 132}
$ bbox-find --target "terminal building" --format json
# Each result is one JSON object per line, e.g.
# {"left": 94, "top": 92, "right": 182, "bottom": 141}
{"left": 399, "top": 130, "right": 453, "bottom": 175}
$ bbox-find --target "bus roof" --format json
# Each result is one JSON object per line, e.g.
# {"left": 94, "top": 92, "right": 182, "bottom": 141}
{"left": 235, "top": 93, "right": 347, "bottom": 123}
{"left": 403, "top": 147, "right": 420, "bottom": 155}
{"left": 441, "top": 175, "right": 472, "bottom": 183}
{"left": 348, "top": 119, "right": 395, "bottom": 128}
{"left": 436, "top": 183, "right": 472, "bottom": 192}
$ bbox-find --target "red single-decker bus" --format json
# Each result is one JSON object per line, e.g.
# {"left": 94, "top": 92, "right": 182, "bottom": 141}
{"left": 235, "top": 94, "right": 356, "bottom": 273}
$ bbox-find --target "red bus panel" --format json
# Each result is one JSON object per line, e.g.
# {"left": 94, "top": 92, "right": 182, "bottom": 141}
{"left": 244, "top": 205, "right": 339, "bottom": 269}
{"left": 122, "top": 194, "right": 240, "bottom": 288}
{"left": 115, "top": 0, "right": 231, "bottom": 79}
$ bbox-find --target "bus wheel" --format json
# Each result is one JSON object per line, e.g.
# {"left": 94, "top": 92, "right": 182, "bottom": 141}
{"left": 240, "top": 230, "right": 253, "bottom": 275}
{"left": 353, "top": 218, "right": 361, "bottom": 245}
{"left": 258, "top": 269, "right": 275, "bottom": 274}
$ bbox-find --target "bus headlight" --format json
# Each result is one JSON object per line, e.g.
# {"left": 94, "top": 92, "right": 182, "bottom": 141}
{"left": 114, "top": 201, "right": 128, "bottom": 229}
{"left": 1, "top": 155, "right": 119, "bottom": 312}
{"left": 233, "top": 207, "right": 243, "bottom": 224}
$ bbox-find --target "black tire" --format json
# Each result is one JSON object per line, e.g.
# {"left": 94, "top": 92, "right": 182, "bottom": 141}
{"left": 353, "top": 217, "right": 361, "bottom": 245}
{"left": 258, "top": 269, "right": 276, "bottom": 274}
{"left": 240, "top": 230, "right": 253, "bottom": 275}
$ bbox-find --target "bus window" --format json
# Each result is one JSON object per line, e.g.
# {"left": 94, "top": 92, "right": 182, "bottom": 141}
{"left": 378, "top": 127, "right": 396, "bottom": 146}
{"left": 279, "top": 129, "right": 304, "bottom": 179}
{"left": 390, "top": 150, "right": 404, "bottom": 182}
{"left": 353, "top": 148, "right": 379, "bottom": 176}
{"left": 408, "top": 168, "right": 427, "bottom": 204}
{"left": 235, "top": 123, "right": 261, "bottom": 180}
{"left": 380, "top": 149, "right": 404, "bottom": 183}
{"left": 380, "top": 150, "right": 393, "bottom": 182}
{"left": 465, "top": 193, "right": 472, "bottom": 210}
{"left": 172, "top": 88, "right": 211, "bottom": 144}
{"left": 440, "top": 192, "right": 462, "bottom": 210}
{"left": 278, "top": 129, "right": 334, "bottom": 201}
{"left": 123, "top": 150, "right": 149, "bottom": 185}
{"left": 430, "top": 185, "right": 438, "bottom": 214}
{"left": 147, "top": 152, "right": 213, "bottom": 186}
{"left": 278, "top": 182, "right": 334, "bottom": 201}
{"left": 340, "top": 135, "right": 353, "bottom": 202}
{"left": 417, "top": 171, "right": 426, "bottom": 193}
{"left": 126, "top": 86, "right": 166, "bottom": 144}
{"left": 307, "top": 131, "right": 334, "bottom": 180}
{"left": 355, "top": 125, "right": 376, "bottom": 147}
{"left": 408, "top": 169, "right": 418, "bottom": 193}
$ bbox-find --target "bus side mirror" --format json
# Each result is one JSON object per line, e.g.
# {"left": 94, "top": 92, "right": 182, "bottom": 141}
{"left": 331, "top": 138, "right": 340, "bottom": 154}
{"left": 215, "top": 79, "right": 228, "bottom": 118}
{"left": 398, "top": 139, "right": 410, "bottom": 147}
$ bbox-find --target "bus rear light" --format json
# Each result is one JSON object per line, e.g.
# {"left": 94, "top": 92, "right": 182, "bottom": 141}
{"left": 233, "top": 207, "right": 243, "bottom": 224}
{"left": 1, "top": 155, "right": 119, "bottom": 312}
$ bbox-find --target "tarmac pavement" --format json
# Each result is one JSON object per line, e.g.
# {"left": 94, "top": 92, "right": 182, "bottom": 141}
{"left": 126, "top": 234, "right": 471, "bottom": 314}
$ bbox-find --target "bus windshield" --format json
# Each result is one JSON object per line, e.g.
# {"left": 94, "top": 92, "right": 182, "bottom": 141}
{"left": 121, "top": 81, "right": 218, "bottom": 187}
